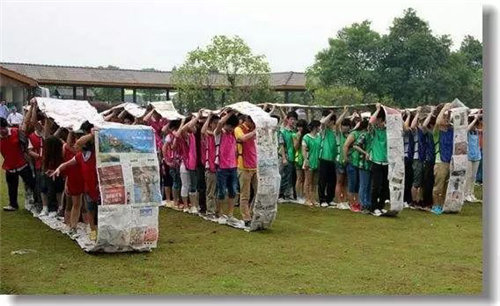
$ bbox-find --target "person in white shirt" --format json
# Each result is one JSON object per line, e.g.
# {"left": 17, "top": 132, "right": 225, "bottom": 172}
{"left": 7, "top": 107, "right": 23, "bottom": 127}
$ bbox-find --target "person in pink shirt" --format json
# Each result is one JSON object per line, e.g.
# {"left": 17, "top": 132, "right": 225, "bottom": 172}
{"left": 214, "top": 110, "right": 239, "bottom": 224}
{"left": 201, "top": 112, "right": 220, "bottom": 219}
{"left": 177, "top": 112, "right": 201, "bottom": 214}
{"left": 163, "top": 119, "right": 182, "bottom": 208}
{"left": 143, "top": 108, "right": 168, "bottom": 152}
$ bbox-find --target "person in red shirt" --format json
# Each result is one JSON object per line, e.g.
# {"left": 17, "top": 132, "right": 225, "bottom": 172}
{"left": 51, "top": 122, "right": 99, "bottom": 241}
{"left": 0, "top": 117, "right": 35, "bottom": 211}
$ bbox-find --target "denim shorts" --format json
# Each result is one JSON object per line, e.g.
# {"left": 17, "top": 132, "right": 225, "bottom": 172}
{"left": 336, "top": 161, "right": 347, "bottom": 175}
{"left": 346, "top": 163, "right": 359, "bottom": 193}
{"left": 216, "top": 168, "right": 238, "bottom": 199}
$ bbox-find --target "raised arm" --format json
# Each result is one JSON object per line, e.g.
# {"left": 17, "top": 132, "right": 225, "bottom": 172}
{"left": 21, "top": 103, "right": 34, "bottom": 133}
{"left": 214, "top": 110, "right": 233, "bottom": 136}
{"left": 143, "top": 109, "right": 156, "bottom": 123}
{"left": 201, "top": 112, "right": 213, "bottom": 136}
{"left": 403, "top": 110, "right": 411, "bottom": 132}
{"left": 75, "top": 128, "right": 96, "bottom": 151}
{"left": 369, "top": 103, "right": 381, "bottom": 125}
{"left": 410, "top": 107, "right": 421, "bottom": 131}
{"left": 343, "top": 133, "right": 355, "bottom": 163}
{"left": 422, "top": 106, "right": 435, "bottom": 133}
{"left": 467, "top": 114, "right": 481, "bottom": 132}
{"left": 335, "top": 106, "right": 349, "bottom": 130}
{"left": 320, "top": 110, "right": 335, "bottom": 128}
{"left": 435, "top": 103, "right": 452, "bottom": 132}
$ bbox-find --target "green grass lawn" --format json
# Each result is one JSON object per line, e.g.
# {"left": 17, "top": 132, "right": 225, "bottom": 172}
{"left": 0, "top": 170, "right": 482, "bottom": 295}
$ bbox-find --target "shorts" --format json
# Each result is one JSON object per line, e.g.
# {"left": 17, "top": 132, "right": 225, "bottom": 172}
{"left": 162, "top": 163, "right": 173, "bottom": 188}
{"left": 412, "top": 160, "right": 424, "bottom": 188}
{"left": 216, "top": 168, "right": 238, "bottom": 200}
{"left": 169, "top": 167, "right": 181, "bottom": 190}
{"left": 346, "top": 163, "right": 359, "bottom": 193}
{"left": 336, "top": 161, "right": 346, "bottom": 175}
{"left": 84, "top": 194, "right": 99, "bottom": 212}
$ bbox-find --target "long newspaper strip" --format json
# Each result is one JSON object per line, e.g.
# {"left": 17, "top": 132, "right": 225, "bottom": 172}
{"left": 150, "top": 101, "right": 185, "bottom": 120}
{"left": 25, "top": 98, "right": 160, "bottom": 252}
{"left": 101, "top": 102, "right": 147, "bottom": 118}
{"left": 443, "top": 99, "right": 469, "bottom": 213}
{"left": 383, "top": 106, "right": 405, "bottom": 215}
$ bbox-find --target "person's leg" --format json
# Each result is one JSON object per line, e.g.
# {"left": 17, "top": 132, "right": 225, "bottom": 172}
{"left": 5, "top": 171, "right": 20, "bottom": 209}
{"left": 164, "top": 165, "right": 173, "bottom": 203}
{"left": 216, "top": 169, "right": 228, "bottom": 215}
{"left": 179, "top": 163, "right": 190, "bottom": 208}
{"left": 279, "top": 162, "right": 291, "bottom": 198}
{"left": 476, "top": 152, "right": 483, "bottom": 184}
{"left": 188, "top": 169, "right": 199, "bottom": 211}
{"left": 404, "top": 159, "right": 413, "bottom": 204}
{"left": 317, "top": 159, "right": 328, "bottom": 204}
{"left": 64, "top": 193, "right": 72, "bottom": 225}
{"left": 45, "top": 175, "right": 58, "bottom": 213}
{"left": 422, "top": 162, "right": 434, "bottom": 208}
{"left": 205, "top": 171, "right": 216, "bottom": 214}
{"left": 170, "top": 167, "right": 181, "bottom": 207}
{"left": 346, "top": 163, "right": 359, "bottom": 207}
{"left": 238, "top": 169, "right": 252, "bottom": 221}
{"left": 197, "top": 166, "right": 207, "bottom": 213}
{"left": 440, "top": 164, "right": 450, "bottom": 206}
{"left": 380, "top": 165, "right": 390, "bottom": 210}
{"left": 358, "top": 169, "right": 371, "bottom": 210}
{"left": 304, "top": 169, "right": 313, "bottom": 206}
{"left": 295, "top": 168, "right": 304, "bottom": 201}
{"left": 469, "top": 161, "right": 480, "bottom": 200}
{"left": 335, "top": 163, "right": 347, "bottom": 204}
{"left": 432, "top": 163, "right": 445, "bottom": 206}
{"left": 226, "top": 169, "right": 238, "bottom": 217}
{"left": 249, "top": 170, "right": 258, "bottom": 212}
{"left": 70, "top": 195, "right": 83, "bottom": 229}
{"left": 370, "top": 163, "right": 383, "bottom": 212}
{"left": 326, "top": 160, "right": 337, "bottom": 204}
{"left": 18, "top": 166, "right": 35, "bottom": 206}
{"left": 312, "top": 170, "right": 320, "bottom": 204}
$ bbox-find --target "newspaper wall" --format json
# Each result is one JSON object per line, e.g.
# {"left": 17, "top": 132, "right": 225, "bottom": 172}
{"left": 383, "top": 106, "right": 405, "bottom": 215}
{"left": 443, "top": 99, "right": 469, "bottom": 213}
{"left": 94, "top": 125, "right": 161, "bottom": 251}
{"left": 226, "top": 102, "right": 280, "bottom": 231}
{"left": 101, "top": 102, "right": 147, "bottom": 118}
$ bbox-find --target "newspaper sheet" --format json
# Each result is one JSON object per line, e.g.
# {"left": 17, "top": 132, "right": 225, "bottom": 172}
{"left": 101, "top": 102, "right": 147, "bottom": 118}
{"left": 383, "top": 106, "right": 405, "bottom": 215}
{"left": 150, "top": 101, "right": 185, "bottom": 120}
{"left": 443, "top": 99, "right": 469, "bottom": 213}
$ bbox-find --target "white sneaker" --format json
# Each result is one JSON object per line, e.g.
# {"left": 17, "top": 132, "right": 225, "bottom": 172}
{"left": 320, "top": 202, "right": 329, "bottom": 208}
{"left": 329, "top": 202, "right": 337, "bottom": 208}
{"left": 3, "top": 205, "right": 18, "bottom": 211}
{"left": 189, "top": 206, "right": 199, "bottom": 215}
{"left": 403, "top": 202, "right": 410, "bottom": 208}
{"left": 381, "top": 209, "right": 388, "bottom": 214}
{"left": 296, "top": 198, "right": 306, "bottom": 205}
{"left": 339, "top": 202, "right": 350, "bottom": 210}
{"left": 371, "top": 209, "right": 382, "bottom": 217}
{"left": 217, "top": 215, "right": 228, "bottom": 225}
{"left": 39, "top": 207, "right": 48, "bottom": 217}
{"left": 48, "top": 211, "right": 57, "bottom": 218}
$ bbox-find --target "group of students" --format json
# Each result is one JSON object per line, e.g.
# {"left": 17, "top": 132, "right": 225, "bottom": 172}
{"left": 0, "top": 100, "right": 100, "bottom": 239}
{"left": 272, "top": 102, "right": 483, "bottom": 216}
{"left": 0, "top": 99, "right": 484, "bottom": 240}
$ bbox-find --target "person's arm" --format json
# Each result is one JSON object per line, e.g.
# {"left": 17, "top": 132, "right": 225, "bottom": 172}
{"left": 143, "top": 109, "right": 156, "bottom": 123}
{"left": 293, "top": 131, "right": 302, "bottom": 151}
{"left": 403, "top": 110, "right": 411, "bottom": 132}
{"left": 410, "top": 107, "right": 421, "bottom": 131}
{"left": 467, "top": 114, "right": 481, "bottom": 132}
{"left": 49, "top": 157, "right": 77, "bottom": 179}
{"left": 369, "top": 103, "right": 381, "bottom": 124}
{"left": 343, "top": 134, "right": 355, "bottom": 164}
{"left": 21, "top": 104, "right": 34, "bottom": 133}
{"left": 214, "top": 110, "right": 233, "bottom": 136}
{"left": 173, "top": 117, "right": 187, "bottom": 138}
{"left": 179, "top": 114, "right": 198, "bottom": 136}
{"left": 335, "top": 106, "right": 349, "bottom": 130}
{"left": 53, "top": 127, "right": 64, "bottom": 138}
{"left": 201, "top": 113, "right": 213, "bottom": 136}
{"left": 320, "top": 110, "right": 335, "bottom": 128}
{"left": 436, "top": 103, "right": 451, "bottom": 130}
{"left": 237, "top": 128, "right": 257, "bottom": 142}
{"left": 43, "top": 117, "right": 54, "bottom": 139}
{"left": 301, "top": 138, "right": 309, "bottom": 169}
{"left": 421, "top": 107, "right": 435, "bottom": 133}
{"left": 75, "top": 128, "right": 97, "bottom": 150}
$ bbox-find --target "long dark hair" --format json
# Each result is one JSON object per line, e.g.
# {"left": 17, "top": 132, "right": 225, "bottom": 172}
{"left": 296, "top": 119, "right": 309, "bottom": 143}
{"left": 42, "top": 136, "right": 64, "bottom": 171}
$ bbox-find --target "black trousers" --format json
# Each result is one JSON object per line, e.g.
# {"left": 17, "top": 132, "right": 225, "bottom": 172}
{"left": 370, "top": 163, "right": 389, "bottom": 211}
{"left": 422, "top": 161, "right": 435, "bottom": 208}
{"left": 5, "top": 165, "right": 35, "bottom": 209}
{"left": 318, "top": 159, "right": 337, "bottom": 204}
{"left": 197, "top": 165, "right": 207, "bottom": 213}
{"left": 404, "top": 158, "right": 413, "bottom": 204}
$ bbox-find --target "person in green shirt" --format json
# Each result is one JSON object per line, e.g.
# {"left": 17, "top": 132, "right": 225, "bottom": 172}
{"left": 334, "top": 113, "right": 352, "bottom": 209}
{"left": 293, "top": 119, "right": 308, "bottom": 204}
{"left": 349, "top": 118, "right": 372, "bottom": 212}
{"left": 368, "top": 103, "right": 389, "bottom": 216}
{"left": 302, "top": 120, "right": 322, "bottom": 206}
{"left": 278, "top": 111, "right": 298, "bottom": 201}
{"left": 317, "top": 107, "right": 348, "bottom": 207}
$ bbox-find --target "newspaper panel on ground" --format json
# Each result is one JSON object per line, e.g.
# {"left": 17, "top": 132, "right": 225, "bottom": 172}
{"left": 25, "top": 99, "right": 160, "bottom": 252}
{"left": 383, "top": 106, "right": 405, "bottom": 215}
{"left": 443, "top": 99, "right": 469, "bottom": 213}
{"left": 94, "top": 125, "right": 161, "bottom": 251}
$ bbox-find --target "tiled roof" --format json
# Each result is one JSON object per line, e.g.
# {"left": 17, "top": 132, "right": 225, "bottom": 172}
{"left": 0, "top": 62, "right": 306, "bottom": 90}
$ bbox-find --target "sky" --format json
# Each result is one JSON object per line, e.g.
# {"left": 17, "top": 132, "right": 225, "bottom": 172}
{"left": 0, "top": 0, "right": 485, "bottom": 72}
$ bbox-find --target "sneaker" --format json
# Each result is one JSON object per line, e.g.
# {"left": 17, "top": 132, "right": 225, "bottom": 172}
{"left": 381, "top": 209, "right": 388, "bottom": 214}
{"left": 361, "top": 209, "right": 371, "bottom": 214}
{"left": 351, "top": 203, "right": 362, "bottom": 213}
{"left": 339, "top": 202, "right": 350, "bottom": 210}
{"left": 320, "top": 202, "right": 329, "bottom": 208}
{"left": 217, "top": 215, "right": 228, "bottom": 225}
{"left": 371, "top": 209, "right": 382, "bottom": 217}
{"left": 431, "top": 205, "right": 443, "bottom": 215}
{"left": 3, "top": 205, "right": 18, "bottom": 211}
{"left": 403, "top": 202, "right": 410, "bottom": 208}
{"left": 90, "top": 230, "right": 97, "bottom": 241}
{"left": 39, "top": 207, "right": 49, "bottom": 217}
{"left": 296, "top": 198, "right": 306, "bottom": 205}
{"left": 48, "top": 211, "right": 58, "bottom": 218}
{"left": 328, "top": 202, "right": 338, "bottom": 208}
{"left": 68, "top": 228, "right": 78, "bottom": 238}
{"left": 188, "top": 206, "right": 199, "bottom": 215}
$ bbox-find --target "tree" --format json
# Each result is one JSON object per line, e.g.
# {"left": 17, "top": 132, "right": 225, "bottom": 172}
{"left": 172, "top": 35, "right": 273, "bottom": 112}
{"left": 307, "top": 21, "right": 383, "bottom": 99}
{"left": 312, "top": 86, "right": 364, "bottom": 106}
{"left": 379, "top": 8, "right": 453, "bottom": 106}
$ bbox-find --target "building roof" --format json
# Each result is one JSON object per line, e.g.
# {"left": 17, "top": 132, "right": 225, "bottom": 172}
{"left": 0, "top": 62, "right": 306, "bottom": 90}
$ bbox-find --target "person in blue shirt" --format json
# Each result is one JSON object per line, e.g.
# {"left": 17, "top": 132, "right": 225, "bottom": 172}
{"left": 465, "top": 113, "right": 482, "bottom": 203}
{"left": 0, "top": 101, "right": 9, "bottom": 120}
